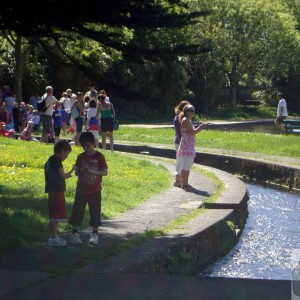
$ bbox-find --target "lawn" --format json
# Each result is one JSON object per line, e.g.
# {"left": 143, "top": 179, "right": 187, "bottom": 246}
{"left": 0, "top": 137, "right": 172, "bottom": 253}
{"left": 114, "top": 126, "right": 300, "bottom": 159}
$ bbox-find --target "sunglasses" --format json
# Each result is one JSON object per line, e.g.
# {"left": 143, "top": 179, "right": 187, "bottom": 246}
{"left": 186, "top": 109, "right": 195, "bottom": 112}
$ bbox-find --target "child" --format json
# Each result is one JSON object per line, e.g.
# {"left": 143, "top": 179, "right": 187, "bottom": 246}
{"left": 52, "top": 102, "right": 65, "bottom": 143}
{"left": 20, "top": 120, "right": 34, "bottom": 141}
{"left": 32, "top": 110, "right": 40, "bottom": 132}
{"left": 44, "top": 140, "right": 75, "bottom": 247}
{"left": 69, "top": 131, "right": 108, "bottom": 245}
{"left": 0, "top": 121, "right": 15, "bottom": 138}
{"left": 19, "top": 102, "right": 27, "bottom": 131}
{"left": 86, "top": 99, "right": 100, "bottom": 148}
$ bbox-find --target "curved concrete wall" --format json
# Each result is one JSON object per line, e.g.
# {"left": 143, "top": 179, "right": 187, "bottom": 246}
{"left": 107, "top": 143, "right": 252, "bottom": 275}
{"left": 114, "top": 143, "right": 300, "bottom": 190}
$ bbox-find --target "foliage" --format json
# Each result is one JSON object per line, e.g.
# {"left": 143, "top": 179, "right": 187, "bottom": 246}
{"left": 0, "top": 1, "right": 210, "bottom": 58}
{"left": 186, "top": 0, "right": 300, "bottom": 108}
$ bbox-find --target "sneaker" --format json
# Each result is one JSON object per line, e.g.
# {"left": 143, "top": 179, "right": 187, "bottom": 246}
{"left": 70, "top": 232, "right": 82, "bottom": 245}
{"left": 173, "top": 181, "right": 182, "bottom": 187}
{"left": 89, "top": 233, "right": 98, "bottom": 245}
{"left": 48, "top": 236, "right": 67, "bottom": 247}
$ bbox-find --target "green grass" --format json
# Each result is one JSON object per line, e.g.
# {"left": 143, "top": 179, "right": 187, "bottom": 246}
{"left": 115, "top": 127, "right": 300, "bottom": 159}
{"left": 0, "top": 137, "right": 171, "bottom": 254}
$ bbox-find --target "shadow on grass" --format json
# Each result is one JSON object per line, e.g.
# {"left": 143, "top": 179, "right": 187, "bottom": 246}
{"left": 0, "top": 184, "right": 110, "bottom": 257}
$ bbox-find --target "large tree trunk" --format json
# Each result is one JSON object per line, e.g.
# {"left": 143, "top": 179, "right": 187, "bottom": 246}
{"left": 14, "top": 35, "right": 23, "bottom": 102}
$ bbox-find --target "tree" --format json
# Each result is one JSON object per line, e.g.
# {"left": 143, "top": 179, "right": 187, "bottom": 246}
{"left": 187, "top": 0, "right": 300, "bottom": 108}
{"left": 0, "top": 0, "right": 210, "bottom": 58}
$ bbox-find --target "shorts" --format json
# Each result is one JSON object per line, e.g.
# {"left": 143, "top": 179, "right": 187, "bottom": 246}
{"left": 69, "top": 191, "right": 102, "bottom": 228}
{"left": 62, "top": 112, "right": 70, "bottom": 123}
{"left": 275, "top": 116, "right": 287, "bottom": 124}
{"left": 54, "top": 127, "right": 61, "bottom": 137}
{"left": 75, "top": 117, "right": 84, "bottom": 132}
{"left": 41, "top": 114, "right": 53, "bottom": 134}
{"left": 101, "top": 118, "right": 114, "bottom": 132}
{"left": 48, "top": 191, "right": 67, "bottom": 221}
{"left": 176, "top": 156, "right": 194, "bottom": 172}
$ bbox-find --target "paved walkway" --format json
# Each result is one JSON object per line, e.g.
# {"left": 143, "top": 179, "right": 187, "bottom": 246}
{"left": 0, "top": 158, "right": 291, "bottom": 300}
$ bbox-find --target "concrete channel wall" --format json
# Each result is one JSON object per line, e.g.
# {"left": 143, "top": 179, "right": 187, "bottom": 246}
{"left": 104, "top": 143, "right": 258, "bottom": 275}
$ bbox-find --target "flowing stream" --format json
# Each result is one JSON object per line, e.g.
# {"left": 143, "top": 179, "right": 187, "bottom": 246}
{"left": 200, "top": 183, "right": 300, "bottom": 280}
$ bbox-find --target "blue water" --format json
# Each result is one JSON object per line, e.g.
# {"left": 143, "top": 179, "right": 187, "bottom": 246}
{"left": 200, "top": 183, "right": 300, "bottom": 280}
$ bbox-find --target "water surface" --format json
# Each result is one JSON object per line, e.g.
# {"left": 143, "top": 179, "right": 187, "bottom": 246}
{"left": 200, "top": 183, "right": 300, "bottom": 280}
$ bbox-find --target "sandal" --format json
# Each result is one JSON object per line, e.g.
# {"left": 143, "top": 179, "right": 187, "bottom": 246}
{"left": 181, "top": 184, "right": 193, "bottom": 190}
{"left": 173, "top": 181, "right": 182, "bottom": 188}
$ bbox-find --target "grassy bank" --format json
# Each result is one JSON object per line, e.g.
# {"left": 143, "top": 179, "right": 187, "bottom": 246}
{"left": 115, "top": 127, "right": 300, "bottom": 159}
{"left": 0, "top": 137, "right": 171, "bottom": 254}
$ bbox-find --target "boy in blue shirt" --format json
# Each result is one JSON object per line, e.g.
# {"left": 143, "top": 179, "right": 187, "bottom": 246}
{"left": 44, "top": 140, "right": 75, "bottom": 247}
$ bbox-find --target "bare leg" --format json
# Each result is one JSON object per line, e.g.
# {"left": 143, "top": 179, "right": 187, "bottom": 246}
{"left": 109, "top": 131, "right": 114, "bottom": 151}
{"left": 101, "top": 132, "right": 107, "bottom": 150}
{"left": 181, "top": 169, "right": 190, "bottom": 186}
{"left": 49, "top": 220, "right": 58, "bottom": 239}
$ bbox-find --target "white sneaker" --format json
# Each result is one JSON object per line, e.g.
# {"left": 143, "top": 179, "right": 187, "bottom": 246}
{"left": 48, "top": 236, "right": 67, "bottom": 247}
{"left": 70, "top": 232, "right": 82, "bottom": 244}
{"left": 89, "top": 233, "right": 98, "bottom": 245}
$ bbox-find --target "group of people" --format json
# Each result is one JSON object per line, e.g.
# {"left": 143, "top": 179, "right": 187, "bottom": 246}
{"left": 45, "top": 132, "right": 108, "bottom": 247}
{"left": 0, "top": 83, "right": 117, "bottom": 149}
{"left": 39, "top": 84, "right": 116, "bottom": 151}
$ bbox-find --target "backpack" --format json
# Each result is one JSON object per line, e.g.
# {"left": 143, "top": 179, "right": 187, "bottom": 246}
{"left": 37, "top": 96, "right": 49, "bottom": 113}
{"left": 70, "top": 105, "right": 80, "bottom": 119}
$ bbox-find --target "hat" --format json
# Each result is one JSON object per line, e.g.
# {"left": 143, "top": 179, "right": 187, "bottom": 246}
{"left": 66, "top": 89, "right": 72, "bottom": 93}
{"left": 0, "top": 122, "right": 5, "bottom": 126}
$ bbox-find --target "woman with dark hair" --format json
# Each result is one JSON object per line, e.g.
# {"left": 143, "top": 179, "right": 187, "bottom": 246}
{"left": 97, "top": 93, "right": 115, "bottom": 151}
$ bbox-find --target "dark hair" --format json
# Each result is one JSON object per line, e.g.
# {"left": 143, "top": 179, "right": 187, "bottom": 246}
{"left": 277, "top": 92, "right": 283, "bottom": 98}
{"left": 97, "top": 94, "right": 106, "bottom": 101}
{"left": 79, "top": 131, "right": 95, "bottom": 145}
{"left": 54, "top": 140, "right": 72, "bottom": 154}
{"left": 89, "top": 99, "right": 97, "bottom": 108}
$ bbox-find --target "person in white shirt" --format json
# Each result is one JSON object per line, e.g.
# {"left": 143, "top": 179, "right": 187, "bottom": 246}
{"left": 274, "top": 92, "right": 288, "bottom": 134}
{"left": 40, "top": 86, "right": 58, "bottom": 143}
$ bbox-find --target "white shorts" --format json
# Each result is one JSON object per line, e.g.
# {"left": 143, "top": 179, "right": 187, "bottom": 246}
{"left": 176, "top": 156, "right": 194, "bottom": 172}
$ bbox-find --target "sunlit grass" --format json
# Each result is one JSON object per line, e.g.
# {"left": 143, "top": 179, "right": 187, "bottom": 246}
{"left": 115, "top": 127, "right": 300, "bottom": 159}
{"left": 0, "top": 137, "right": 171, "bottom": 254}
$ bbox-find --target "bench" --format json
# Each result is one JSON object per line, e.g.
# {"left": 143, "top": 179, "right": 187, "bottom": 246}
{"left": 284, "top": 119, "right": 300, "bottom": 134}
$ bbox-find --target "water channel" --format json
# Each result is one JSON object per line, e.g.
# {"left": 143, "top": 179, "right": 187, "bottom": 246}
{"left": 200, "top": 183, "right": 300, "bottom": 280}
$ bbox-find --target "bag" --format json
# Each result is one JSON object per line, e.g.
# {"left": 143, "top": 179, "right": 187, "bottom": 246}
{"left": 113, "top": 119, "right": 119, "bottom": 130}
{"left": 37, "top": 96, "right": 49, "bottom": 113}
{"left": 71, "top": 105, "right": 80, "bottom": 119}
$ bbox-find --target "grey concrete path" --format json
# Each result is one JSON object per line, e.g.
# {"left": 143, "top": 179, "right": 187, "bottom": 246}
{"left": 0, "top": 159, "right": 291, "bottom": 300}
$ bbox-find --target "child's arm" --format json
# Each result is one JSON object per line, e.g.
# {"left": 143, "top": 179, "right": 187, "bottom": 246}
{"left": 58, "top": 165, "right": 75, "bottom": 179}
{"left": 85, "top": 167, "right": 108, "bottom": 177}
